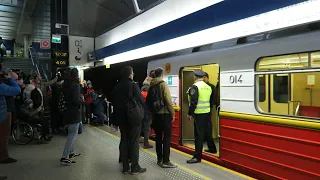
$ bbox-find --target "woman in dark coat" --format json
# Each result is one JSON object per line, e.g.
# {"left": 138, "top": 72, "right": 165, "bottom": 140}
{"left": 60, "top": 68, "right": 82, "bottom": 165}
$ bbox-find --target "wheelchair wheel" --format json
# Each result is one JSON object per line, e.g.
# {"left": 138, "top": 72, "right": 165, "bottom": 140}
{"left": 12, "top": 122, "right": 34, "bottom": 145}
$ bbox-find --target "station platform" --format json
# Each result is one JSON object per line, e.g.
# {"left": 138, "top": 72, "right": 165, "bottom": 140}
{"left": 0, "top": 125, "right": 255, "bottom": 180}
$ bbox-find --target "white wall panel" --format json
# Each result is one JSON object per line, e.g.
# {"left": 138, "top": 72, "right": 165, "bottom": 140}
{"left": 69, "top": 35, "right": 94, "bottom": 67}
{"left": 95, "top": 0, "right": 223, "bottom": 49}
{"left": 221, "top": 101, "right": 258, "bottom": 114}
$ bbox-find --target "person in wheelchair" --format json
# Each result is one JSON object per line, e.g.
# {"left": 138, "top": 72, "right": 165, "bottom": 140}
{"left": 19, "top": 99, "right": 49, "bottom": 144}
{"left": 91, "top": 91, "right": 107, "bottom": 126}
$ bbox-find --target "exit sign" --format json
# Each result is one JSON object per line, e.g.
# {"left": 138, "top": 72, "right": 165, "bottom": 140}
{"left": 52, "top": 34, "right": 61, "bottom": 43}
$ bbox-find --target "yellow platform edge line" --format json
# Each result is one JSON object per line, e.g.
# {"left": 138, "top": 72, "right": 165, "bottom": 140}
{"left": 148, "top": 139, "right": 255, "bottom": 180}
{"left": 93, "top": 126, "right": 255, "bottom": 180}
{"left": 92, "top": 126, "right": 212, "bottom": 180}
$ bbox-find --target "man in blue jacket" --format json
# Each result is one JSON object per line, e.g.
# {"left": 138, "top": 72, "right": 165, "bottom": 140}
{"left": 0, "top": 71, "right": 21, "bottom": 168}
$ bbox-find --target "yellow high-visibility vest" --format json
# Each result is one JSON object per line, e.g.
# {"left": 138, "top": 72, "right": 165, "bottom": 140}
{"left": 188, "top": 81, "right": 212, "bottom": 114}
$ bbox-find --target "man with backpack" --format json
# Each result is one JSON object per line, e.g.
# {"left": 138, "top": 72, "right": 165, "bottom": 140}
{"left": 112, "top": 66, "right": 146, "bottom": 175}
{"left": 146, "top": 68, "right": 176, "bottom": 168}
{"left": 30, "top": 78, "right": 51, "bottom": 141}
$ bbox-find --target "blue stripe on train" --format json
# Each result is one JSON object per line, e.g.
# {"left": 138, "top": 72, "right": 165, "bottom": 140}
{"left": 93, "top": 0, "right": 307, "bottom": 60}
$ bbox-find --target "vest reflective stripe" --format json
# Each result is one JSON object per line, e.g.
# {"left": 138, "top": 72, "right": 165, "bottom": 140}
{"left": 188, "top": 81, "right": 212, "bottom": 114}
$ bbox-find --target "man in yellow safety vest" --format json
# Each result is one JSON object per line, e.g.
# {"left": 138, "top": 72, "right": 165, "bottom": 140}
{"left": 186, "top": 70, "right": 213, "bottom": 164}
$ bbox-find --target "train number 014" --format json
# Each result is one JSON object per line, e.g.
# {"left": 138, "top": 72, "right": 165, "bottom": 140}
{"left": 229, "top": 75, "right": 243, "bottom": 84}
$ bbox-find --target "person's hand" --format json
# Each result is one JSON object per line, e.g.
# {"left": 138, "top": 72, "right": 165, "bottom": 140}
{"left": 172, "top": 117, "right": 175, "bottom": 123}
{"left": 187, "top": 115, "right": 193, "bottom": 121}
{"left": 8, "top": 72, "right": 18, "bottom": 80}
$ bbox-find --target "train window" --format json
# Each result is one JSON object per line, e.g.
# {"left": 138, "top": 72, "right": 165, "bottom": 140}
{"left": 257, "top": 53, "right": 308, "bottom": 71}
{"left": 256, "top": 72, "right": 320, "bottom": 118}
{"left": 273, "top": 74, "right": 289, "bottom": 103}
{"left": 311, "top": 52, "right": 320, "bottom": 67}
{"left": 258, "top": 76, "right": 266, "bottom": 102}
{"left": 256, "top": 52, "right": 320, "bottom": 118}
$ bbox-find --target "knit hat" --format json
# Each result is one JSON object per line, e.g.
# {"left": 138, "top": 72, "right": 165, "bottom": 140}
{"left": 24, "top": 99, "right": 33, "bottom": 106}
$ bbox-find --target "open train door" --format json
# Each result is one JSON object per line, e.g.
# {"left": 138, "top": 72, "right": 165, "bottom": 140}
{"left": 181, "top": 66, "right": 201, "bottom": 144}
{"left": 201, "top": 64, "right": 220, "bottom": 139}
{"left": 180, "top": 64, "right": 220, "bottom": 156}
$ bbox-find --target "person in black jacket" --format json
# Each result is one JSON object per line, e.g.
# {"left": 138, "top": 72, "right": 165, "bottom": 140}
{"left": 112, "top": 66, "right": 146, "bottom": 175}
{"left": 60, "top": 68, "right": 82, "bottom": 166}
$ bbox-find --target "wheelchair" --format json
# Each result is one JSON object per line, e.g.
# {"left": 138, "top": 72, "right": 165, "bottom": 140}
{"left": 11, "top": 119, "right": 43, "bottom": 145}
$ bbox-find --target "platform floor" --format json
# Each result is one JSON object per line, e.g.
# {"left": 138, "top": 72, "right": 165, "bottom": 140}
{"left": 0, "top": 125, "right": 254, "bottom": 180}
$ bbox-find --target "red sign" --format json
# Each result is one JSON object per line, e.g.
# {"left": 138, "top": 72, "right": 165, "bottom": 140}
{"left": 40, "top": 40, "right": 50, "bottom": 49}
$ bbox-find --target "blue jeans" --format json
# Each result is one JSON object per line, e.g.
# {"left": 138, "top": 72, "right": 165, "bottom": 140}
{"left": 93, "top": 113, "right": 106, "bottom": 124}
{"left": 62, "top": 123, "right": 79, "bottom": 158}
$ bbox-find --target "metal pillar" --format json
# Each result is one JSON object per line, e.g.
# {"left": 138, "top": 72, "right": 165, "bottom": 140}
{"left": 132, "top": 0, "right": 141, "bottom": 13}
{"left": 23, "top": 35, "right": 28, "bottom": 58}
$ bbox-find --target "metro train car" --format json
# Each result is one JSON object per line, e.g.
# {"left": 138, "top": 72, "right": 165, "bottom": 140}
{"left": 147, "top": 28, "right": 320, "bottom": 179}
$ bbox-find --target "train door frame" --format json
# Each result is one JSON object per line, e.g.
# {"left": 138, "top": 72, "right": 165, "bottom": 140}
{"left": 179, "top": 63, "right": 220, "bottom": 157}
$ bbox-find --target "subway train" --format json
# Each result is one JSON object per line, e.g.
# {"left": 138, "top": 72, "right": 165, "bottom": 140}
{"left": 147, "top": 27, "right": 320, "bottom": 180}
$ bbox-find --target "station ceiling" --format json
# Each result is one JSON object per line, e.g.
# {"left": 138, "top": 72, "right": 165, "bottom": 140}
{"left": 69, "top": 0, "right": 163, "bottom": 37}
{"left": 0, "top": 0, "right": 23, "bottom": 40}
{"left": 0, "top": 0, "right": 163, "bottom": 41}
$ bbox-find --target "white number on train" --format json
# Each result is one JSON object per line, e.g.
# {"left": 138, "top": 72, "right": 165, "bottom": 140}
{"left": 229, "top": 75, "right": 243, "bottom": 84}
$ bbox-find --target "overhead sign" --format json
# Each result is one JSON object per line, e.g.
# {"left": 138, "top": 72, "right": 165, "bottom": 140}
{"left": 53, "top": 51, "right": 68, "bottom": 58}
{"left": 40, "top": 40, "right": 50, "bottom": 49}
{"left": 68, "top": 35, "right": 94, "bottom": 67}
{"left": 52, "top": 34, "right": 61, "bottom": 44}
{"left": 55, "top": 60, "right": 67, "bottom": 66}
{"left": 52, "top": 50, "right": 69, "bottom": 67}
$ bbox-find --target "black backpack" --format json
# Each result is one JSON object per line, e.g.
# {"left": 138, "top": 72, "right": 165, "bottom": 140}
{"left": 58, "top": 91, "right": 67, "bottom": 113}
{"left": 146, "top": 81, "right": 165, "bottom": 113}
{"left": 30, "top": 88, "right": 42, "bottom": 109}
{"left": 124, "top": 82, "right": 145, "bottom": 125}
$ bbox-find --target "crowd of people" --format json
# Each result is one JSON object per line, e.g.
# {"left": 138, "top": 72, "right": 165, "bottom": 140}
{"left": 0, "top": 60, "right": 218, "bottom": 178}
{"left": 0, "top": 65, "right": 59, "bottom": 167}
{"left": 112, "top": 66, "right": 219, "bottom": 175}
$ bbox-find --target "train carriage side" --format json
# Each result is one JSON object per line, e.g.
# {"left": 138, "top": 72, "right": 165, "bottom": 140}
{"left": 147, "top": 31, "right": 320, "bottom": 180}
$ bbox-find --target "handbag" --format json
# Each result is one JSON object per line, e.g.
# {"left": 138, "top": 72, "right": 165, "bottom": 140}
{"left": 78, "top": 122, "right": 83, "bottom": 134}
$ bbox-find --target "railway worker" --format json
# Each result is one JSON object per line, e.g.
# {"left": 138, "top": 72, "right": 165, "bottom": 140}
{"left": 203, "top": 72, "right": 217, "bottom": 154}
{"left": 186, "top": 70, "right": 213, "bottom": 164}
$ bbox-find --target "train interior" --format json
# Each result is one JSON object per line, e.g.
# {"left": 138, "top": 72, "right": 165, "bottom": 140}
{"left": 257, "top": 51, "right": 320, "bottom": 118}
{"left": 180, "top": 64, "right": 220, "bottom": 157}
